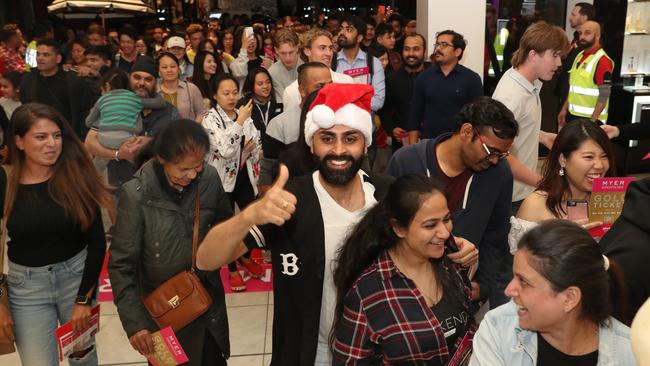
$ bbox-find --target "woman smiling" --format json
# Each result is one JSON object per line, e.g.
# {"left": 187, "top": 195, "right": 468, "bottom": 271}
{"left": 157, "top": 52, "right": 205, "bottom": 121}
{"left": 509, "top": 120, "right": 615, "bottom": 251}
{"left": 471, "top": 220, "right": 634, "bottom": 366}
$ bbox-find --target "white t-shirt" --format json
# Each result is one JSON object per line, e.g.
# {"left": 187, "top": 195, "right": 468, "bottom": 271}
{"left": 312, "top": 170, "right": 377, "bottom": 365}
{"left": 492, "top": 67, "right": 543, "bottom": 202}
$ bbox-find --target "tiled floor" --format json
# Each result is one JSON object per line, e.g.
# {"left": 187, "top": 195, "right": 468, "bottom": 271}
{"left": 0, "top": 291, "right": 274, "bottom": 366}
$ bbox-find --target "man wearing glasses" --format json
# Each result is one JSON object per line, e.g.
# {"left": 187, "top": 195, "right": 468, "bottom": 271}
{"left": 387, "top": 97, "right": 518, "bottom": 309}
{"left": 405, "top": 30, "right": 483, "bottom": 144}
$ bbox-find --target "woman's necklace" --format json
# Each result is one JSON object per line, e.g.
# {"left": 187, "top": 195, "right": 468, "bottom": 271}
{"left": 390, "top": 251, "right": 441, "bottom": 306}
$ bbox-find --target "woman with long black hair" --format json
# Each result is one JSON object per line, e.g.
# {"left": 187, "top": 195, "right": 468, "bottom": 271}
{"left": 192, "top": 50, "right": 223, "bottom": 110}
{"left": 236, "top": 67, "right": 281, "bottom": 141}
{"left": 331, "top": 174, "right": 476, "bottom": 364}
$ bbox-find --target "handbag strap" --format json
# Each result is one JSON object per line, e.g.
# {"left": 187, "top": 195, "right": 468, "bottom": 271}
{"left": 191, "top": 185, "right": 200, "bottom": 270}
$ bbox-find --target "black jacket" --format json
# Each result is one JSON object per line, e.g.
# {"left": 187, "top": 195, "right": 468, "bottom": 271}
{"left": 20, "top": 68, "right": 98, "bottom": 139}
{"left": 244, "top": 172, "right": 394, "bottom": 365}
{"left": 601, "top": 177, "right": 650, "bottom": 323}
{"left": 386, "top": 134, "right": 513, "bottom": 302}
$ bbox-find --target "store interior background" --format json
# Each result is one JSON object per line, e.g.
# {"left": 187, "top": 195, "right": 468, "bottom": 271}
{"left": 1, "top": 0, "right": 649, "bottom": 365}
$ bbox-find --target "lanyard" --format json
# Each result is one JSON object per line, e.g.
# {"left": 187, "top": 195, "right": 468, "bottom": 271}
{"left": 255, "top": 101, "right": 271, "bottom": 127}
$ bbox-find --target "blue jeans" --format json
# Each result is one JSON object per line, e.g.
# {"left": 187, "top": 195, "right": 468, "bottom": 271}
{"left": 8, "top": 249, "right": 98, "bottom": 366}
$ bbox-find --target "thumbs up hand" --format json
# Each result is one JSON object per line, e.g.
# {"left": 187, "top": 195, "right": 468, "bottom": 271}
{"left": 243, "top": 164, "right": 297, "bottom": 226}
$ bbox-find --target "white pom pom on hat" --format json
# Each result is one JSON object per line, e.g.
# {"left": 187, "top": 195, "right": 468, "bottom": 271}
{"left": 304, "top": 83, "right": 374, "bottom": 147}
{"left": 311, "top": 104, "right": 336, "bottom": 129}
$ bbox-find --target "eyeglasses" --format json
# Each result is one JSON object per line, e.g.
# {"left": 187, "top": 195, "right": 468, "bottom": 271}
{"left": 474, "top": 127, "right": 510, "bottom": 160}
{"left": 433, "top": 41, "right": 454, "bottom": 49}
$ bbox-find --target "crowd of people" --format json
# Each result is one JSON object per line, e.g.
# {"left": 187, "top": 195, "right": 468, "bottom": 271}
{"left": 0, "top": 3, "right": 648, "bottom": 366}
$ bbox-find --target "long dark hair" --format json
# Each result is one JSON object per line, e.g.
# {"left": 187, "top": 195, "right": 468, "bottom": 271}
{"left": 537, "top": 119, "right": 616, "bottom": 218}
{"left": 518, "top": 220, "right": 626, "bottom": 324}
{"left": 192, "top": 51, "right": 221, "bottom": 100}
{"left": 5, "top": 103, "right": 115, "bottom": 229}
{"left": 330, "top": 174, "right": 471, "bottom": 346}
{"left": 241, "top": 67, "right": 275, "bottom": 103}
{"left": 217, "top": 29, "right": 234, "bottom": 54}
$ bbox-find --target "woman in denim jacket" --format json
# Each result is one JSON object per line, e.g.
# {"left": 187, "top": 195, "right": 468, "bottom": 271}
{"left": 471, "top": 220, "right": 636, "bottom": 366}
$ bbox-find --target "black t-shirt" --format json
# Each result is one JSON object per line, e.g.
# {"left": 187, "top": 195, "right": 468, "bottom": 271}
{"left": 0, "top": 169, "right": 106, "bottom": 297}
{"left": 36, "top": 71, "right": 72, "bottom": 123}
{"left": 537, "top": 333, "right": 598, "bottom": 366}
{"left": 117, "top": 56, "right": 136, "bottom": 73}
{"left": 430, "top": 292, "right": 470, "bottom": 353}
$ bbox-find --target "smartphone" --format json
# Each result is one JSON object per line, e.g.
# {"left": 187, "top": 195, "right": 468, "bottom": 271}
{"left": 244, "top": 27, "right": 254, "bottom": 40}
{"left": 567, "top": 199, "right": 589, "bottom": 221}
{"left": 445, "top": 236, "right": 459, "bottom": 253}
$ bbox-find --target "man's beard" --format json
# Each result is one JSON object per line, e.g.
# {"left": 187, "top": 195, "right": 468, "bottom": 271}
{"left": 337, "top": 36, "right": 356, "bottom": 50}
{"left": 405, "top": 56, "right": 423, "bottom": 68}
{"left": 318, "top": 153, "right": 363, "bottom": 185}
{"left": 578, "top": 39, "right": 594, "bottom": 49}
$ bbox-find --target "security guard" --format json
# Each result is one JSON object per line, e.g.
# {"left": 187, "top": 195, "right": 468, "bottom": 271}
{"left": 488, "top": 26, "right": 509, "bottom": 77}
{"left": 559, "top": 21, "right": 613, "bottom": 125}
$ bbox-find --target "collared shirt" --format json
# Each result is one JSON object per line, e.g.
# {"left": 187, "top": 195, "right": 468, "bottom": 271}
{"left": 0, "top": 45, "right": 26, "bottom": 73}
{"left": 335, "top": 49, "right": 386, "bottom": 111}
{"left": 332, "top": 250, "right": 475, "bottom": 365}
{"left": 406, "top": 63, "right": 483, "bottom": 139}
{"left": 492, "top": 67, "right": 543, "bottom": 202}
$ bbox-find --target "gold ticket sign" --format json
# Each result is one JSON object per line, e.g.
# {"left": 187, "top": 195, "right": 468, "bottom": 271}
{"left": 589, "top": 177, "right": 635, "bottom": 237}
{"left": 146, "top": 327, "right": 189, "bottom": 366}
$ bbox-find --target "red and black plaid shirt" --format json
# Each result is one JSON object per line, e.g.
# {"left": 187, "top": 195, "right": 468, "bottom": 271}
{"left": 332, "top": 250, "right": 476, "bottom": 365}
{"left": 0, "top": 45, "right": 26, "bottom": 74}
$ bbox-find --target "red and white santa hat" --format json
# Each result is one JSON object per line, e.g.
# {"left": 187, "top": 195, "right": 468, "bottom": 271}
{"left": 304, "top": 83, "right": 374, "bottom": 147}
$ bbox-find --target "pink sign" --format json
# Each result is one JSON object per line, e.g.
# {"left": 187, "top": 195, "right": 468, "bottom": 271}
{"left": 146, "top": 327, "right": 189, "bottom": 366}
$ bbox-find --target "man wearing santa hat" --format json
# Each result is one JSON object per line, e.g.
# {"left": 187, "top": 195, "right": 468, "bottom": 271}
{"left": 194, "top": 83, "right": 477, "bottom": 365}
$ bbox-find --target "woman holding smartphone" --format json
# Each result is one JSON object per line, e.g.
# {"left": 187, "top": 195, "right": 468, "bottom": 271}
{"left": 332, "top": 174, "right": 477, "bottom": 364}
{"left": 510, "top": 120, "right": 615, "bottom": 251}
{"left": 236, "top": 67, "right": 281, "bottom": 142}
{"left": 201, "top": 74, "right": 262, "bottom": 291}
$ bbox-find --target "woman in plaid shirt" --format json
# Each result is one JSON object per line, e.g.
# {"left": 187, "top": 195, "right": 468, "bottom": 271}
{"left": 331, "top": 174, "right": 476, "bottom": 365}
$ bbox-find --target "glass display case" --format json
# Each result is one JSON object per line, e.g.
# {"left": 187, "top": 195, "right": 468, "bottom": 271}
{"left": 622, "top": 0, "right": 650, "bottom": 77}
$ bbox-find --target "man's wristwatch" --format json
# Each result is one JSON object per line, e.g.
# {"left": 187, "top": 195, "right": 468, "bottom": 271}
{"left": 114, "top": 149, "right": 120, "bottom": 161}
{"left": 75, "top": 295, "right": 91, "bottom": 305}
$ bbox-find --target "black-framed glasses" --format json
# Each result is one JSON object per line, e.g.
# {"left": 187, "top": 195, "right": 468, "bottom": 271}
{"left": 433, "top": 41, "right": 454, "bottom": 49}
{"left": 474, "top": 127, "right": 510, "bottom": 160}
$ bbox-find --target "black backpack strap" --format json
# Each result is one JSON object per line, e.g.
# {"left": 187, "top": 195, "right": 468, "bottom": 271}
{"left": 366, "top": 53, "right": 374, "bottom": 84}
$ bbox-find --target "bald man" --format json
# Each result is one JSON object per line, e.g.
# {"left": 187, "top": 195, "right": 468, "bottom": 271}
{"left": 559, "top": 21, "right": 614, "bottom": 125}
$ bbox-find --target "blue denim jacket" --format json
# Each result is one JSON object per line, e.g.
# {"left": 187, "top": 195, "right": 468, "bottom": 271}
{"left": 470, "top": 302, "right": 638, "bottom": 366}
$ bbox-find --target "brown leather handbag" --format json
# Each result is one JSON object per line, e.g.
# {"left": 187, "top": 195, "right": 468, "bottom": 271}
{"left": 142, "top": 188, "right": 212, "bottom": 332}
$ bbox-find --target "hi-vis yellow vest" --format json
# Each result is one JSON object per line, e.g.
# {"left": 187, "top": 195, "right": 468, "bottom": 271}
{"left": 567, "top": 48, "right": 613, "bottom": 122}
{"left": 488, "top": 28, "right": 509, "bottom": 76}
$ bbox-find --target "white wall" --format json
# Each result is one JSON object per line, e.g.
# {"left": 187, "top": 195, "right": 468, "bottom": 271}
{"left": 416, "top": 0, "right": 486, "bottom": 79}
{"left": 565, "top": 0, "right": 594, "bottom": 35}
